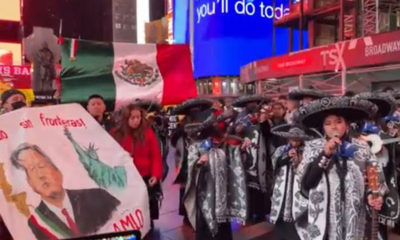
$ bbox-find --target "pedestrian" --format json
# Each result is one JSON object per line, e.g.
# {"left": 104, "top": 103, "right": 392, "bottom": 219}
{"left": 86, "top": 94, "right": 114, "bottom": 132}
{"left": 111, "top": 103, "right": 163, "bottom": 228}
{"left": 0, "top": 89, "right": 27, "bottom": 114}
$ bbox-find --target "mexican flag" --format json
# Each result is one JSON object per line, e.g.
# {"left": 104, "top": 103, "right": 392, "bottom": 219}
{"left": 61, "top": 38, "right": 197, "bottom": 109}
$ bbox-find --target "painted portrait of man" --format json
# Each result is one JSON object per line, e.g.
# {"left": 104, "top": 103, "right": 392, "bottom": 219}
{"left": 10, "top": 143, "right": 121, "bottom": 240}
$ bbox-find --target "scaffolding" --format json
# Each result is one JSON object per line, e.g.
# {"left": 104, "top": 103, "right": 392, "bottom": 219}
{"left": 363, "top": 0, "right": 378, "bottom": 35}
{"left": 272, "top": 0, "right": 400, "bottom": 51}
{"left": 256, "top": 0, "right": 400, "bottom": 96}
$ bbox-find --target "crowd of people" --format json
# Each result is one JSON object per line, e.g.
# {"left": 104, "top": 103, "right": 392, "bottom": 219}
{"left": 0, "top": 86, "right": 399, "bottom": 240}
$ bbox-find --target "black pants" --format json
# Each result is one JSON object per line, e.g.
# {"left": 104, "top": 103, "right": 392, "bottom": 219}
{"left": 248, "top": 187, "right": 267, "bottom": 223}
{"left": 196, "top": 209, "right": 232, "bottom": 240}
{"left": 274, "top": 220, "right": 300, "bottom": 240}
{"left": 179, "top": 186, "right": 187, "bottom": 216}
{"left": 143, "top": 176, "right": 162, "bottom": 220}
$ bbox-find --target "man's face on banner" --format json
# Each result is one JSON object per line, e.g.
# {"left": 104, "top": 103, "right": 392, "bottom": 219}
{"left": 18, "top": 149, "right": 63, "bottom": 199}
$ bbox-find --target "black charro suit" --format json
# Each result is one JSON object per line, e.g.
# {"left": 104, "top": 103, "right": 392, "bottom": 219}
{"left": 28, "top": 188, "right": 120, "bottom": 240}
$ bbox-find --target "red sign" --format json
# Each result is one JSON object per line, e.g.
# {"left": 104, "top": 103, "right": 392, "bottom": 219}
{"left": 0, "top": 50, "right": 12, "bottom": 65}
{"left": 241, "top": 30, "right": 400, "bottom": 82}
{"left": 212, "top": 77, "right": 222, "bottom": 95}
{"left": 0, "top": 65, "right": 31, "bottom": 89}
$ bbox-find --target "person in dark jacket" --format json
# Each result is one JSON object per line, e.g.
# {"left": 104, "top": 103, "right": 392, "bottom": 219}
{"left": 86, "top": 94, "right": 114, "bottom": 132}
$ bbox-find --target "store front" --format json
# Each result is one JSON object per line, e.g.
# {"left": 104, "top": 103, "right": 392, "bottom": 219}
{"left": 196, "top": 76, "right": 256, "bottom": 99}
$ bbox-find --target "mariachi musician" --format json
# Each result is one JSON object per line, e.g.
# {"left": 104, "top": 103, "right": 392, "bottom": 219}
{"left": 269, "top": 124, "right": 313, "bottom": 240}
{"left": 183, "top": 113, "right": 247, "bottom": 240}
{"left": 230, "top": 95, "right": 271, "bottom": 223}
{"left": 293, "top": 96, "right": 386, "bottom": 240}
{"left": 391, "top": 90, "right": 400, "bottom": 234}
{"left": 170, "top": 98, "right": 213, "bottom": 226}
{"left": 356, "top": 92, "right": 400, "bottom": 240}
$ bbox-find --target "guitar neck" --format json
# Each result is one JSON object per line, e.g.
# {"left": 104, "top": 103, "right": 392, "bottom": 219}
{"left": 366, "top": 164, "right": 380, "bottom": 240}
{"left": 370, "top": 208, "right": 379, "bottom": 240}
{"left": 382, "top": 137, "right": 400, "bottom": 145}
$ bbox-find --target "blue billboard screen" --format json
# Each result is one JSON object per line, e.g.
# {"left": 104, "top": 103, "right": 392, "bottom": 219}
{"left": 173, "top": 0, "right": 190, "bottom": 44}
{"left": 193, "top": 0, "right": 308, "bottom": 78}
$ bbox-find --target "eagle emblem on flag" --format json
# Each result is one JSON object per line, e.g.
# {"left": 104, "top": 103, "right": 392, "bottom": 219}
{"left": 115, "top": 59, "right": 160, "bottom": 86}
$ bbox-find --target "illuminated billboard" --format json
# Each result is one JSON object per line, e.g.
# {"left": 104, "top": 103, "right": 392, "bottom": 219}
{"left": 0, "top": 42, "right": 21, "bottom": 65}
{"left": 0, "top": 0, "right": 21, "bottom": 22}
{"left": 193, "top": 0, "right": 307, "bottom": 78}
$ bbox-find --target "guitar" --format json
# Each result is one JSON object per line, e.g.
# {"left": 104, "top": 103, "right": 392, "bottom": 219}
{"left": 366, "top": 163, "right": 380, "bottom": 240}
{"left": 361, "top": 134, "right": 400, "bottom": 154}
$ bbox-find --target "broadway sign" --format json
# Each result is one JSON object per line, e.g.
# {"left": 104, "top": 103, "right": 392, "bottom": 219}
{"left": 241, "top": 30, "right": 400, "bottom": 82}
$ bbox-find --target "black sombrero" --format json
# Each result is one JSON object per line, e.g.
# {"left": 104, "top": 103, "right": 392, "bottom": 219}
{"left": 391, "top": 90, "right": 400, "bottom": 101}
{"left": 355, "top": 92, "right": 396, "bottom": 117}
{"left": 133, "top": 99, "right": 162, "bottom": 113}
{"left": 184, "top": 122, "right": 203, "bottom": 135}
{"left": 271, "top": 124, "right": 313, "bottom": 140}
{"left": 288, "top": 88, "right": 331, "bottom": 101}
{"left": 216, "top": 109, "right": 238, "bottom": 123}
{"left": 184, "top": 115, "right": 216, "bottom": 137}
{"left": 231, "top": 95, "right": 271, "bottom": 108}
{"left": 172, "top": 98, "right": 213, "bottom": 115}
{"left": 293, "top": 97, "right": 378, "bottom": 129}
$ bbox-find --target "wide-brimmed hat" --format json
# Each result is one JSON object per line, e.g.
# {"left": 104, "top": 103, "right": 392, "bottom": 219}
{"left": 231, "top": 95, "right": 270, "bottom": 108}
{"left": 184, "top": 122, "right": 203, "bottom": 135}
{"left": 271, "top": 124, "right": 313, "bottom": 140}
{"left": 184, "top": 115, "right": 216, "bottom": 137}
{"left": 390, "top": 91, "right": 400, "bottom": 107}
{"left": 172, "top": 98, "right": 213, "bottom": 115}
{"left": 293, "top": 97, "right": 378, "bottom": 129}
{"left": 216, "top": 109, "right": 238, "bottom": 123}
{"left": 354, "top": 92, "right": 396, "bottom": 117}
{"left": 391, "top": 90, "right": 400, "bottom": 100}
{"left": 288, "top": 88, "right": 331, "bottom": 101}
{"left": 133, "top": 99, "right": 162, "bottom": 113}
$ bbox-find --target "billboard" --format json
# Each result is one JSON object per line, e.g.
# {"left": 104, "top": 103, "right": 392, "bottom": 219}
{"left": 0, "top": 65, "right": 34, "bottom": 103}
{"left": 0, "top": 42, "right": 21, "bottom": 65}
{"left": 173, "top": 0, "right": 190, "bottom": 44}
{"left": 0, "top": 0, "right": 20, "bottom": 22}
{"left": 193, "top": 0, "right": 307, "bottom": 78}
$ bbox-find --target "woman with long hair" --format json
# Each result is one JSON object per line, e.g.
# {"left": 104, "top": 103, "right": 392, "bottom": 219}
{"left": 112, "top": 103, "right": 163, "bottom": 227}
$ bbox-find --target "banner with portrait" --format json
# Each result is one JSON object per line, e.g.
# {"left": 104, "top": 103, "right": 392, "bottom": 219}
{"left": 0, "top": 104, "right": 150, "bottom": 239}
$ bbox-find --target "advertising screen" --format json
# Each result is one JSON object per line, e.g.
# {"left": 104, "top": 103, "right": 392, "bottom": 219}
{"left": 193, "top": 0, "right": 307, "bottom": 78}
{"left": 173, "top": 0, "right": 190, "bottom": 44}
{"left": 0, "top": 42, "right": 21, "bottom": 65}
{"left": 0, "top": 0, "right": 20, "bottom": 21}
